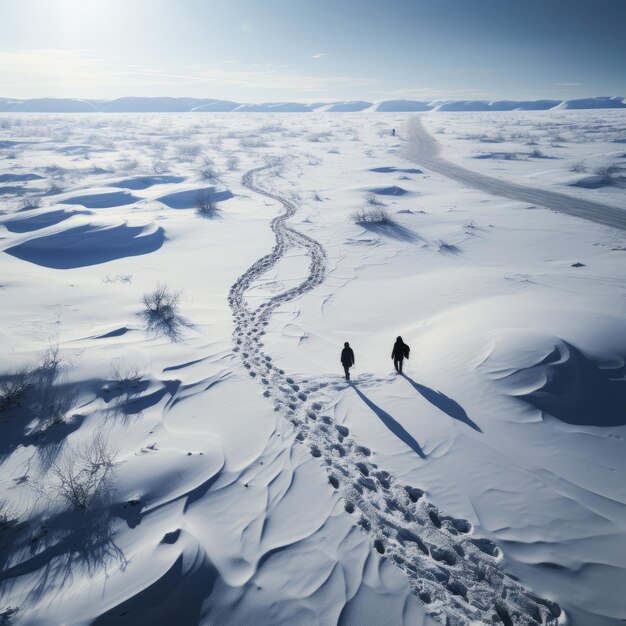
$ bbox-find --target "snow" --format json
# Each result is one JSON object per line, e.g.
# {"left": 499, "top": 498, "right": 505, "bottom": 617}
{"left": 1, "top": 96, "right": 624, "bottom": 113}
{"left": 0, "top": 110, "right": 625, "bottom": 626}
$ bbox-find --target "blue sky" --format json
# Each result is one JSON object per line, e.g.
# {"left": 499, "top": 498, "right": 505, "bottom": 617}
{"left": 0, "top": 0, "right": 624, "bottom": 101}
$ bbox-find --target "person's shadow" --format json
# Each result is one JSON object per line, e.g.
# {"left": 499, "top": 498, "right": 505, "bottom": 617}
{"left": 350, "top": 382, "right": 426, "bottom": 459}
{"left": 401, "top": 373, "right": 482, "bottom": 432}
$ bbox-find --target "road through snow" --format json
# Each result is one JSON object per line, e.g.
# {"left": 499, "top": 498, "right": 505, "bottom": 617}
{"left": 406, "top": 116, "right": 626, "bottom": 231}
{"left": 228, "top": 163, "right": 561, "bottom": 626}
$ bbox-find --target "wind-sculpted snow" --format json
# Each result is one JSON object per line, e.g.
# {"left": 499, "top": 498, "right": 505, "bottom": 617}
{"left": 229, "top": 163, "right": 562, "bottom": 626}
{"left": 5, "top": 220, "right": 165, "bottom": 268}
{"left": 477, "top": 328, "right": 626, "bottom": 427}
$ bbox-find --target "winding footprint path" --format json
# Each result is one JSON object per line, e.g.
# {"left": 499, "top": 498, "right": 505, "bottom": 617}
{"left": 228, "top": 163, "right": 561, "bottom": 626}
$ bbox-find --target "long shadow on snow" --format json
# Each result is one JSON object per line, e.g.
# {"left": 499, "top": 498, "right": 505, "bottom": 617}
{"left": 349, "top": 382, "right": 425, "bottom": 459}
{"left": 0, "top": 508, "right": 126, "bottom": 605}
{"left": 401, "top": 374, "right": 482, "bottom": 432}
{"left": 359, "top": 221, "right": 420, "bottom": 242}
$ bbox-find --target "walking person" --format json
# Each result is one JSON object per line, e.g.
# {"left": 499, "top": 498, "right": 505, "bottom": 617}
{"left": 341, "top": 342, "right": 355, "bottom": 380}
{"left": 391, "top": 336, "right": 410, "bottom": 373}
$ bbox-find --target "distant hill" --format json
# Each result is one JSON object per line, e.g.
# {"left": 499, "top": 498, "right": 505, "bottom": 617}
{"left": 0, "top": 96, "right": 623, "bottom": 112}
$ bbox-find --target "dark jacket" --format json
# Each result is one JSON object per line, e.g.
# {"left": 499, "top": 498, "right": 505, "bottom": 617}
{"left": 392, "top": 340, "right": 409, "bottom": 360}
{"left": 341, "top": 347, "right": 355, "bottom": 366}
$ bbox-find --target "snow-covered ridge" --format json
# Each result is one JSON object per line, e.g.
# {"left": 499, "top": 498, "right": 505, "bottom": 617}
{"left": 0, "top": 96, "right": 624, "bottom": 113}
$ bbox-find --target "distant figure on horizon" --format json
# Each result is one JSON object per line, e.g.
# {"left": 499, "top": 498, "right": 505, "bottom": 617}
{"left": 341, "top": 342, "right": 355, "bottom": 380}
{"left": 392, "top": 128, "right": 396, "bottom": 136}
{"left": 391, "top": 336, "right": 409, "bottom": 373}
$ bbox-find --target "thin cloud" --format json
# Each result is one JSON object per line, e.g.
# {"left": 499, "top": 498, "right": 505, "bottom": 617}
{"left": 0, "top": 49, "right": 375, "bottom": 98}
{"left": 556, "top": 82, "right": 583, "bottom": 86}
{"left": 311, "top": 53, "right": 326, "bottom": 59}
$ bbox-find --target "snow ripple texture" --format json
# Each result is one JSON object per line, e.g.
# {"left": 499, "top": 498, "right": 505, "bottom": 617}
{"left": 228, "top": 163, "right": 561, "bottom": 626}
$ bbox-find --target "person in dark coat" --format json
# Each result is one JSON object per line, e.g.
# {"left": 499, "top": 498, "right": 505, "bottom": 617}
{"left": 391, "top": 336, "right": 409, "bottom": 373}
{"left": 341, "top": 342, "right": 355, "bottom": 380}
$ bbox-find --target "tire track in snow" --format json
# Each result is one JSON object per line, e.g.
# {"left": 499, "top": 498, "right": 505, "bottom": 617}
{"left": 406, "top": 115, "right": 626, "bottom": 231}
{"left": 229, "top": 163, "right": 561, "bottom": 626}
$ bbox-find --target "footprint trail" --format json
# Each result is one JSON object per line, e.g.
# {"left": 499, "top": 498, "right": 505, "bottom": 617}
{"left": 229, "top": 163, "right": 561, "bottom": 626}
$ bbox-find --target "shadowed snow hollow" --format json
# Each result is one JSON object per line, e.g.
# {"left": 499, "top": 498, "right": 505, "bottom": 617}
{"left": 477, "top": 329, "right": 626, "bottom": 427}
{"left": 5, "top": 220, "right": 165, "bottom": 269}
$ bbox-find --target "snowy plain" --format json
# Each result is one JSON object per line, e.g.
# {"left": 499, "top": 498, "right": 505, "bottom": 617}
{"left": 0, "top": 111, "right": 625, "bottom": 626}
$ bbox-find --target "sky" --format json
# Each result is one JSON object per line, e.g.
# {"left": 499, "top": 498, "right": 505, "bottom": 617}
{"left": 0, "top": 0, "right": 624, "bottom": 102}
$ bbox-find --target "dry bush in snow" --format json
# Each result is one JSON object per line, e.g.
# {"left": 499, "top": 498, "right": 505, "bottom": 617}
{"left": 50, "top": 434, "right": 119, "bottom": 511}
{"left": 569, "top": 160, "right": 587, "bottom": 173}
{"left": 19, "top": 195, "right": 41, "bottom": 211}
{"left": 0, "top": 500, "right": 17, "bottom": 531}
{"left": 199, "top": 166, "right": 218, "bottom": 182}
{"left": 110, "top": 361, "right": 142, "bottom": 387}
{"left": 365, "top": 192, "right": 385, "bottom": 207}
{"left": 152, "top": 159, "right": 169, "bottom": 174}
{"left": 594, "top": 164, "right": 619, "bottom": 182}
{"left": 436, "top": 239, "right": 460, "bottom": 254}
{"left": 351, "top": 207, "right": 394, "bottom": 225}
{"left": 142, "top": 283, "right": 180, "bottom": 322}
{"left": 196, "top": 189, "right": 218, "bottom": 217}
{"left": 0, "top": 367, "right": 32, "bottom": 412}
{"left": 226, "top": 156, "right": 240, "bottom": 171}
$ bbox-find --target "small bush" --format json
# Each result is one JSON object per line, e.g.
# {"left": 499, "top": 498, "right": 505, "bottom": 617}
{"left": 196, "top": 190, "right": 218, "bottom": 217}
{"left": 0, "top": 500, "right": 17, "bottom": 530}
{"left": 351, "top": 207, "right": 394, "bottom": 225}
{"left": 569, "top": 160, "right": 587, "bottom": 173}
{"left": 435, "top": 239, "right": 459, "bottom": 254}
{"left": 0, "top": 367, "right": 31, "bottom": 412}
{"left": 110, "top": 361, "right": 142, "bottom": 387}
{"left": 226, "top": 156, "right": 239, "bottom": 171}
{"left": 46, "top": 181, "right": 64, "bottom": 195}
{"left": 594, "top": 164, "right": 618, "bottom": 182}
{"left": 152, "top": 160, "right": 169, "bottom": 174}
{"left": 142, "top": 283, "right": 180, "bottom": 321}
{"left": 199, "top": 166, "right": 218, "bottom": 182}
{"left": 365, "top": 192, "right": 385, "bottom": 207}
{"left": 528, "top": 149, "right": 544, "bottom": 158}
{"left": 19, "top": 195, "right": 41, "bottom": 211}
{"left": 50, "top": 434, "right": 118, "bottom": 511}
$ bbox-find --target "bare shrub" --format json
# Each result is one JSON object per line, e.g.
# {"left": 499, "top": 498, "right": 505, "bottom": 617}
{"left": 110, "top": 361, "right": 142, "bottom": 387}
{"left": 176, "top": 143, "right": 202, "bottom": 161}
{"left": 39, "top": 343, "right": 62, "bottom": 375}
{"left": 569, "top": 160, "right": 587, "bottom": 173}
{"left": 226, "top": 156, "right": 239, "bottom": 171}
{"left": 196, "top": 189, "right": 218, "bottom": 217}
{"left": 528, "top": 149, "right": 544, "bottom": 158}
{"left": 46, "top": 392, "right": 74, "bottom": 427}
{"left": 50, "top": 434, "right": 118, "bottom": 511}
{"left": 142, "top": 283, "right": 180, "bottom": 321}
{"left": 351, "top": 207, "right": 394, "bottom": 225}
{"left": 19, "top": 195, "right": 41, "bottom": 211}
{"left": 0, "top": 367, "right": 31, "bottom": 412}
{"left": 152, "top": 160, "right": 169, "bottom": 174}
{"left": 594, "top": 164, "right": 618, "bottom": 182}
{"left": 117, "top": 157, "right": 139, "bottom": 173}
{"left": 0, "top": 500, "right": 17, "bottom": 530}
{"left": 46, "top": 180, "right": 64, "bottom": 195}
{"left": 365, "top": 192, "right": 385, "bottom": 207}
{"left": 436, "top": 239, "right": 460, "bottom": 254}
{"left": 103, "top": 274, "right": 132, "bottom": 283}
{"left": 199, "top": 166, "right": 218, "bottom": 182}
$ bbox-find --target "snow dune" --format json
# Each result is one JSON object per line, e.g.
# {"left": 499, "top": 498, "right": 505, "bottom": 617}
{"left": 0, "top": 111, "right": 624, "bottom": 626}
{"left": 5, "top": 220, "right": 165, "bottom": 268}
